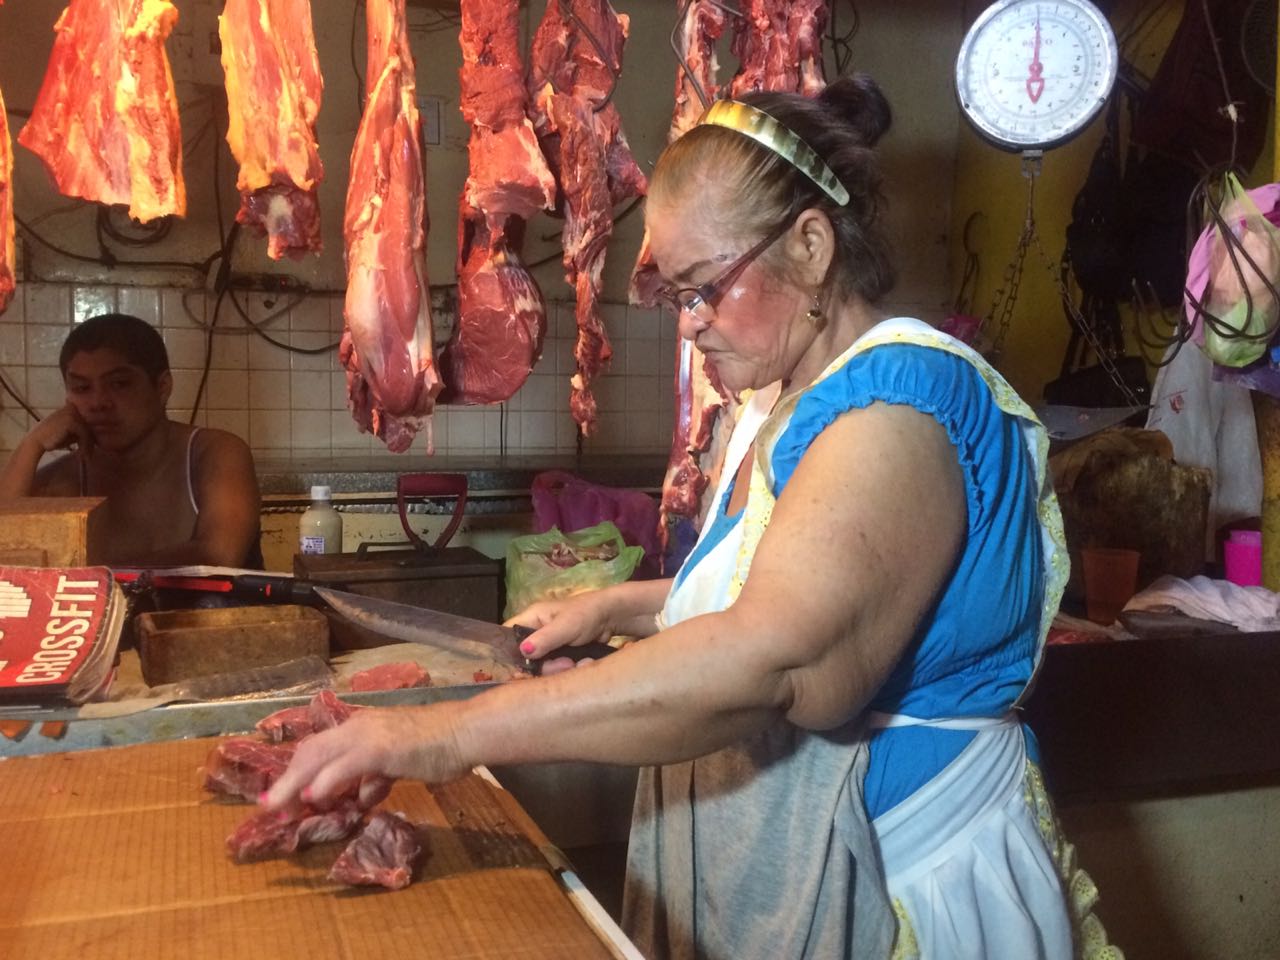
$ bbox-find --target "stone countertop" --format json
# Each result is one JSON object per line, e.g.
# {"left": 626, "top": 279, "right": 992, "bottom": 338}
{"left": 255, "top": 453, "right": 668, "bottom": 497}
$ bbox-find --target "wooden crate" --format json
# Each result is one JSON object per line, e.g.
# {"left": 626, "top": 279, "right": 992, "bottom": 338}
{"left": 0, "top": 497, "right": 107, "bottom": 567}
{"left": 136, "top": 604, "right": 330, "bottom": 686}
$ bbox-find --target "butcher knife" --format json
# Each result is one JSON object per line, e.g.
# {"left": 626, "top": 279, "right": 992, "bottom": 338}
{"left": 314, "top": 587, "right": 619, "bottom": 677}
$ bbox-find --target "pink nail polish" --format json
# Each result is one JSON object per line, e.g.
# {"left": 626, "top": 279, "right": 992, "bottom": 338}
{"left": 520, "top": 640, "right": 535, "bottom": 655}
{"left": 301, "top": 786, "right": 312, "bottom": 802}
{"left": 257, "top": 791, "right": 269, "bottom": 805}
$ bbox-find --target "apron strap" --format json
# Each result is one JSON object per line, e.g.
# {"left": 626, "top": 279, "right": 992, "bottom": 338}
{"left": 866, "top": 710, "right": 1018, "bottom": 732}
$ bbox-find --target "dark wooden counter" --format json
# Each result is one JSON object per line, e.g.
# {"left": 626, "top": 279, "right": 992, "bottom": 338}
{"left": 1022, "top": 631, "right": 1280, "bottom": 802}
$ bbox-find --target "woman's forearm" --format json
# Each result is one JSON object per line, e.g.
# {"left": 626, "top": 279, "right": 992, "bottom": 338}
{"left": 455, "top": 605, "right": 792, "bottom": 769}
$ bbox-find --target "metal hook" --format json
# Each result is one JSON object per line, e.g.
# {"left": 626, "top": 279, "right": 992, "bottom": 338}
{"left": 669, "top": 0, "right": 744, "bottom": 112}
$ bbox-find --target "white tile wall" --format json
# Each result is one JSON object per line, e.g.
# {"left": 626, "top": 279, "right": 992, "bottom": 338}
{"left": 0, "top": 282, "right": 680, "bottom": 459}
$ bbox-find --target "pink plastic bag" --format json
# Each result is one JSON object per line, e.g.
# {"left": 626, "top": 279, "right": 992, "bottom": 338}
{"left": 531, "top": 471, "right": 661, "bottom": 578}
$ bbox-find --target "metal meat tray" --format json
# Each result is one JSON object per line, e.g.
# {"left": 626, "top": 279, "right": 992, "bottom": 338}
{"left": 0, "top": 683, "right": 488, "bottom": 758}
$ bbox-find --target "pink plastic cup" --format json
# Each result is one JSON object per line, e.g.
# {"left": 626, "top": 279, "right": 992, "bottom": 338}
{"left": 1224, "top": 536, "right": 1262, "bottom": 587}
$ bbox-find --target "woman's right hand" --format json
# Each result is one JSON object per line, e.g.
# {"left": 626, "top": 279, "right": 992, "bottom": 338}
{"left": 505, "top": 590, "right": 616, "bottom": 673}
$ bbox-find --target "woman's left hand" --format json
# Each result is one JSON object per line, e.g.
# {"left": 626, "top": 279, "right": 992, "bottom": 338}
{"left": 260, "top": 703, "right": 470, "bottom": 811}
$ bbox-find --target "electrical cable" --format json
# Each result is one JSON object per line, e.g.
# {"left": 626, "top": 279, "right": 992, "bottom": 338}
{"left": 350, "top": 0, "right": 365, "bottom": 115}
{"left": 0, "top": 367, "right": 38, "bottom": 419}
{"left": 16, "top": 212, "right": 216, "bottom": 273}
{"left": 828, "top": 0, "right": 860, "bottom": 78}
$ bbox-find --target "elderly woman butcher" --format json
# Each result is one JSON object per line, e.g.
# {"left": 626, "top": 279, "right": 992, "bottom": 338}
{"left": 267, "top": 73, "right": 1120, "bottom": 959}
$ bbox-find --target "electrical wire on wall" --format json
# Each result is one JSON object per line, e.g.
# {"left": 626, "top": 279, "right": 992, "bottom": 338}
{"left": 827, "top": 0, "right": 860, "bottom": 78}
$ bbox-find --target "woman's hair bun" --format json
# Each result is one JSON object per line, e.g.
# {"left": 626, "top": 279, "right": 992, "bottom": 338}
{"left": 818, "top": 73, "right": 892, "bottom": 148}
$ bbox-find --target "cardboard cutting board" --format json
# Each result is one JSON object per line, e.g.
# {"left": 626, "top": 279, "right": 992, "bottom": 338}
{"left": 0, "top": 737, "right": 619, "bottom": 959}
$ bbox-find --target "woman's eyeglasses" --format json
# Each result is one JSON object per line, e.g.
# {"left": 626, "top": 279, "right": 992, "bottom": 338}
{"left": 656, "top": 215, "right": 797, "bottom": 320}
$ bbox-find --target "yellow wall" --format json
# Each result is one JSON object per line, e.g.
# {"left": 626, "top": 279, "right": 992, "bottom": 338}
{"left": 947, "top": 1, "right": 1274, "bottom": 402}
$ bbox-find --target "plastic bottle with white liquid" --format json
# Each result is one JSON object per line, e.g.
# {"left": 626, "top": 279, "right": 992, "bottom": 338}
{"left": 299, "top": 485, "right": 342, "bottom": 555}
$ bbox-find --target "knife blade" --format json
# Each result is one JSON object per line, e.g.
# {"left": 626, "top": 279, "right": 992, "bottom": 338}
{"left": 314, "top": 588, "right": 618, "bottom": 676}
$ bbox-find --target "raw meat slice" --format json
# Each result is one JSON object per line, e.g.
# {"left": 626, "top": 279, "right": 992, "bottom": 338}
{"left": 0, "top": 83, "right": 14, "bottom": 315}
{"left": 219, "top": 0, "right": 324, "bottom": 259}
{"left": 19, "top": 0, "right": 185, "bottom": 223}
{"left": 202, "top": 738, "right": 297, "bottom": 801}
{"left": 438, "top": 0, "right": 556, "bottom": 404}
{"left": 328, "top": 810, "right": 422, "bottom": 890}
{"left": 340, "top": 0, "right": 439, "bottom": 453}
{"left": 348, "top": 662, "right": 431, "bottom": 692}
{"left": 308, "top": 689, "right": 359, "bottom": 730}
{"left": 528, "top": 0, "right": 647, "bottom": 435}
{"left": 255, "top": 704, "right": 314, "bottom": 742}
{"left": 226, "top": 801, "right": 364, "bottom": 863}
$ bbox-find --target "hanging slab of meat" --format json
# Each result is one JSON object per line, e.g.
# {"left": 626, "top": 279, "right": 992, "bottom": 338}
{"left": 219, "top": 0, "right": 324, "bottom": 260}
{"left": 340, "top": 0, "right": 440, "bottom": 453}
{"left": 729, "top": 0, "right": 829, "bottom": 98}
{"left": 657, "top": 0, "right": 831, "bottom": 563}
{"left": 529, "top": 0, "right": 647, "bottom": 435}
{"left": 18, "top": 0, "right": 185, "bottom": 223}
{"left": 438, "top": 0, "right": 556, "bottom": 404}
{"left": 328, "top": 810, "right": 423, "bottom": 890}
{"left": 0, "top": 83, "right": 14, "bottom": 316}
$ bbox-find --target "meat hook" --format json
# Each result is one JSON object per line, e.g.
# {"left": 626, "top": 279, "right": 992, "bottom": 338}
{"left": 669, "top": 0, "right": 743, "bottom": 112}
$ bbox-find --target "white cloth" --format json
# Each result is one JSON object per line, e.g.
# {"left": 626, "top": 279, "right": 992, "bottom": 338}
{"left": 1146, "top": 341, "right": 1262, "bottom": 555}
{"left": 1124, "top": 574, "right": 1280, "bottom": 633}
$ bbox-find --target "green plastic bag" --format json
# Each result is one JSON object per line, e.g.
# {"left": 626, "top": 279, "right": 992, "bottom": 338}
{"left": 504, "top": 521, "right": 644, "bottom": 619}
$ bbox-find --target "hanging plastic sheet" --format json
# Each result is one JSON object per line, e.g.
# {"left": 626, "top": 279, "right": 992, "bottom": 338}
{"left": 1186, "top": 176, "right": 1280, "bottom": 368}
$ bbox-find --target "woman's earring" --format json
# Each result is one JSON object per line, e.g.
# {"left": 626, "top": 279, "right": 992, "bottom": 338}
{"left": 806, "top": 294, "right": 827, "bottom": 332}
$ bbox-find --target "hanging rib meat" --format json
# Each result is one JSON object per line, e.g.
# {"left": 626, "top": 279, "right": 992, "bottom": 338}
{"left": 18, "top": 0, "right": 185, "bottom": 223}
{"left": 340, "top": 0, "right": 439, "bottom": 453}
{"left": 729, "top": 0, "right": 829, "bottom": 98}
{"left": 219, "top": 0, "right": 324, "bottom": 260}
{"left": 0, "top": 84, "right": 14, "bottom": 316}
{"left": 628, "top": 0, "right": 727, "bottom": 308}
{"left": 529, "top": 0, "right": 647, "bottom": 435}
{"left": 437, "top": 0, "right": 556, "bottom": 404}
{"left": 655, "top": 0, "right": 830, "bottom": 565}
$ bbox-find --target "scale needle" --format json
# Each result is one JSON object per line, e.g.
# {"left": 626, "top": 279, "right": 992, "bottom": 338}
{"left": 1026, "top": 16, "right": 1045, "bottom": 104}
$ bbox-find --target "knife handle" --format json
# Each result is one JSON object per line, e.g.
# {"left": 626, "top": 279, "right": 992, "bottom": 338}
{"left": 510, "top": 625, "right": 619, "bottom": 676}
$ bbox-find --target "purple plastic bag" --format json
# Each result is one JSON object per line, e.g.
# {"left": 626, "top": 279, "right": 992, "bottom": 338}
{"left": 531, "top": 471, "right": 661, "bottom": 578}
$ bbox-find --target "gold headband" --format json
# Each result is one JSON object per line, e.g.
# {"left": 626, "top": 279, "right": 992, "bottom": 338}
{"left": 699, "top": 99, "right": 851, "bottom": 206}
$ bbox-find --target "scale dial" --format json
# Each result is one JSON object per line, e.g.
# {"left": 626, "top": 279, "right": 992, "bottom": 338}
{"left": 955, "top": 0, "right": 1118, "bottom": 151}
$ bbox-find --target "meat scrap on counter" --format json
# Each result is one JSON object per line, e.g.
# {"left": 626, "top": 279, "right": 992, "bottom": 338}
{"left": 528, "top": 0, "right": 647, "bottom": 436}
{"left": 438, "top": 0, "right": 557, "bottom": 405}
{"left": 218, "top": 0, "right": 325, "bottom": 259}
{"left": 348, "top": 662, "right": 432, "bottom": 692}
{"left": 204, "top": 691, "right": 418, "bottom": 888}
{"left": 340, "top": 0, "right": 440, "bottom": 453}
{"left": 19, "top": 0, "right": 186, "bottom": 222}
